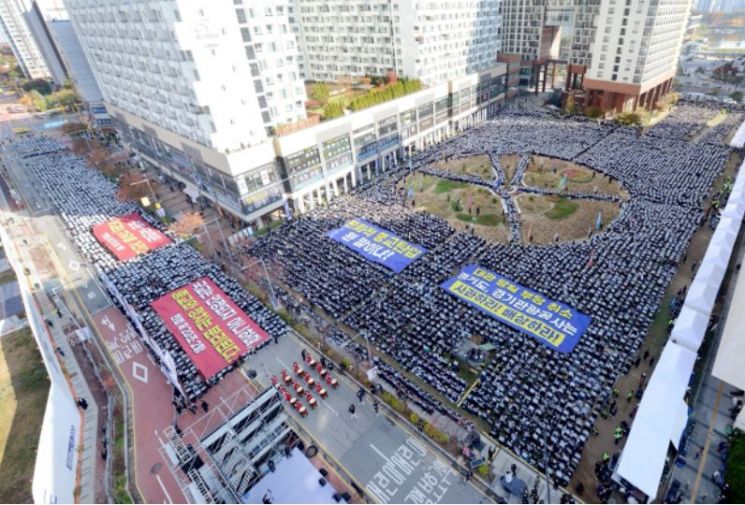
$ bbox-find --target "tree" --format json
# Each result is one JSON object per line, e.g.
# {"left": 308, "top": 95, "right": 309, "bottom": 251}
{"left": 563, "top": 94, "right": 575, "bottom": 115}
{"left": 29, "top": 90, "right": 48, "bottom": 111}
{"left": 323, "top": 101, "right": 345, "bottom": 119}
{"left": 725, "top": 432, "right": 745, "bottom": 504}
{"left": 117, "top": 172, "right": 155, "bottom": 202}
{"left": 60, "top": 121, "right": 88, "bottom": 136}
{"left": 168, "top": 211, "right": 205, "bottom": 238}
{"left": 52, "top": 89, "right": 78, "bottom": 111}
{"left": 309, "top": 82, "right": 329, "bottom": 103}
{"left": 22, "top": 78, "right": 52, "bottom": 95}
{"left": 731, "top": 91, "right": 743, "bottom": 103}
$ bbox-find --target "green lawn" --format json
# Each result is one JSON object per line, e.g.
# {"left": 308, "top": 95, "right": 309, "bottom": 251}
{"left": 434, "top": 180, "right": 468, "bottom": 194}
{"left": 546, "top": 199, "right": 579, "bottom": 219}
{"left": 456, "top": 213, "right": 503, "bottom": 227}
{"left": 0, "top": 327, "right": 50, "bottom": 503}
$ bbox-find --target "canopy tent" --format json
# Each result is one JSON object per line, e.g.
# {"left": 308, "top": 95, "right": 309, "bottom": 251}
{"left": 685, "top": 268, "right": 723, "bottom": 315}
{"left": 710, "top": 215, "right": 740, "bottom": 252}
{"left": 616, "top": 343, "right": 696, "bottom": 499}
{"left": 698, "top": 244, "right": 730, "bottom": 287}
{"left": 722, "top": 200, "right": 745, "bottom": 221}
{"left": 242, "top": 448, "right": 338, "bottom": 504}
{"left": 730, "top": 120, "right": 745, "bottom": 149}
{"left": 670, "top": 306, "right": 710, "bottom": 352}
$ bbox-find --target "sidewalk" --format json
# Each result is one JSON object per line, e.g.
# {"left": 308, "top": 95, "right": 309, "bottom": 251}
{"left": 0, "top": 218, "right": 100, "bottom": 502}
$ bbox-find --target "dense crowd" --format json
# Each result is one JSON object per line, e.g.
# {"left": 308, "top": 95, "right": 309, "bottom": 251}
{"left": 247, "top": 105, "right": 740, "bottom": 487}
{"left": 14, "top": 136, "right": 288, "bottom": 402}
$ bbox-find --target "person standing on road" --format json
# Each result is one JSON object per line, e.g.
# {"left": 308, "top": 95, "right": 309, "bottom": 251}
{"left": 357, "top": 387, "right": 365, "bottom": 402}
{"left": 348, "top": 403, "right": 357, "bottom": 419}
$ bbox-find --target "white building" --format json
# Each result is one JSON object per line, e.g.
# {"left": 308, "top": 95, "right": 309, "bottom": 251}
{"left": 0, "top": 0, "right": 51, "bottom": 79}
{"left": 498, "top": 0, "right": 692, "bottom": 111}
{"left": 47, "top": 19, "right": 99, "bottom": 103}
{"left": 67, "top": 0, "right": 507, "bottom": 225}
{"left": 584, "top": 0, "right": 693, "bottom": 111}
{"left": 292, "top": 0, "right": 502, "bottom": 86}
{"left": 237, "top": 0, "right": 307, "bottom": 132}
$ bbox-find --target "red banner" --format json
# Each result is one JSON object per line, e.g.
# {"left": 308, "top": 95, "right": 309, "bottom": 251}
{"left": 91, "top": 213, "right": 171, "bottom": 261}
{"left": 150, "top": 277, "right": 270, "bottom": 380}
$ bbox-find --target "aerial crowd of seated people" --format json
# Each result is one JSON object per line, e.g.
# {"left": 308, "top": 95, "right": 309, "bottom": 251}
{"left": 246, "top": 99, "right": 740, "bottom": 490}
{"left": 7, "top": 96, "right": 742, "bottom": 499}
{"left": 13, "top": 136, "right": 288, "bottom": 404}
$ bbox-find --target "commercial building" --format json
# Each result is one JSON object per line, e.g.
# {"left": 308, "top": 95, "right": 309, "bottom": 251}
{"left": 66, "top": 0, "right": 506, "bottom": 225}
{"left": 498, "top": 0, "right": 693, "bottom": 112}
{"left": 0, "top": 0, "right": 52, "bottom": 79}
{"left": 273, "top": 65, "right": 507, "bottom": 215}
{"left": 292, "top": 0, "right": 502, "bottom": 86}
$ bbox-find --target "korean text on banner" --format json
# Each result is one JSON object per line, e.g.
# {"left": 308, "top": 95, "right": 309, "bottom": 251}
{"left": 441, "top": 265, "right": 591, "bottom": 353}
{"left": 91, "top": 213, "right": 171, "bottom": 261}
{"left": 327, "top": 218, "right": 427, "bottom": 273}
{"left": 150, "top": 277, "right": 270, "bottom": 380}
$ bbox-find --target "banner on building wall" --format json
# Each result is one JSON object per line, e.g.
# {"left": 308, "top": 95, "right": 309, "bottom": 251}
{"left": 151, "top": 277, "right": 270, "bottom": 380}
{"left": 91, "top": 213, "right": 171, "bottom": 261}
{"left": 441, "top": 265, "right": 591, "bottom": 353}
{"left": 327, "top": 218, "right": 427, "bottom": 273}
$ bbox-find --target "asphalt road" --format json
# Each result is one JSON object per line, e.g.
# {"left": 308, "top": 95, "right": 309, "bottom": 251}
{"left": 242, "top": 333, "right": 488, "bottom": 504}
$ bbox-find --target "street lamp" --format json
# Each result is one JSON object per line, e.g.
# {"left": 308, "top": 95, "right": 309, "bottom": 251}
{"left": 241, "top": 258, "right": 278, "bottom": 310}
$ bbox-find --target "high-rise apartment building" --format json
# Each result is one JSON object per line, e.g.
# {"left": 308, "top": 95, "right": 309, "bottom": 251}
{"left": 498, "top": 0, "right": 692, "bottom": 111}
{"left": 66, "top": 0, "right": 508, "bottom": 225}
{"left": 292, "top": 0, "right": 502, "bottom": 86}
{"left": 66, "top": 0, "right": 307, "bottom": 222}
{"left": 583, "top": 0, "right": 692, "bottom": 110}
{"left": 238, "top": 0, "right": 307, "bottom": 130}
{"left": 0, "top": 0, "right": 51, "bottom": 79}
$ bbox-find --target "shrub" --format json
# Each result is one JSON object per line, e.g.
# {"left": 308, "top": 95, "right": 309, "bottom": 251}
{"left": 409, "top": 413, "right": 420, "bottom": 425}
{"left": 433, "top": 430, "right": 450, "bottom": 445}
{"left": 615, "top": 109, "right": 651, "bottom": 126}
{"left": 348, "top": 78, "right": 423, "bottom": 111}
{"left": 725, "top": 431, "right": 745, "bottom": 503}
{"left": 22, "top": 78, "right": 52, "bottom": 95}
{"left": 322, "top": 101, "right": 345, "bottom": 119}
{"left": 585, "top": 106, "right": 603, "bottom": 119}
{"left": 308, "top": 82, "right": 329, "bottom": 103}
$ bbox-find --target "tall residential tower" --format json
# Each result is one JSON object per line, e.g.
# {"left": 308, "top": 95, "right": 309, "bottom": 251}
{"left": 292, "top": 0, "right": 502, "bottom": 86}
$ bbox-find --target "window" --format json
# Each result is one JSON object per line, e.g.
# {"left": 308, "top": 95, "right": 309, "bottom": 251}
{"left": 236, "top": 9, "right": 247, "bottom": 24}
{"left": 241, "top": 27, "right": 251, "bottom": 42}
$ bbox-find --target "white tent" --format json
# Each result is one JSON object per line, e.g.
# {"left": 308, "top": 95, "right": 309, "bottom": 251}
{"left": 670, "top": 306, "right": 710, "bottom": 352}
{"left": 711, "top": 215, "right": 740, "bottom": 252}
{"left": 242, "top": 448, "right": 338, "bottom": 504}
{"left": 731, "top": 120, "right": 745, "bottom": 149}
{"left": 616, "top": 343, "right": 696, "bottom": 499}
{"left": 698, "top": 243, "right": 730, "bottom": 288}
{"left": 722, "top": 200, "right": 745, "bottom": 221}
{"left": 685, "top": 265, "right": 724, "bottom": 315}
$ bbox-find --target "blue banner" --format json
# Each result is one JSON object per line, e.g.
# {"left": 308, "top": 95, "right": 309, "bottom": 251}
{"left": 327, "top": 218, "right": 427, "bottom": 273}
{"left": 441, "top": 265, "right": 591, "bottom": 353}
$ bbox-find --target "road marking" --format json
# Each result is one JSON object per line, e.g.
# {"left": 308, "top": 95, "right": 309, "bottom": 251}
{"left": 323, "top": 401, "right": 340, "bottom": 416}
{"left": 69, "top": 260, "right": 80, "bottom": 271}
{"left": 155, "top": 474, "right": 173, "bottom": 504}
{"left": 132, "top": 361, "right": 149, "bottom": 384}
